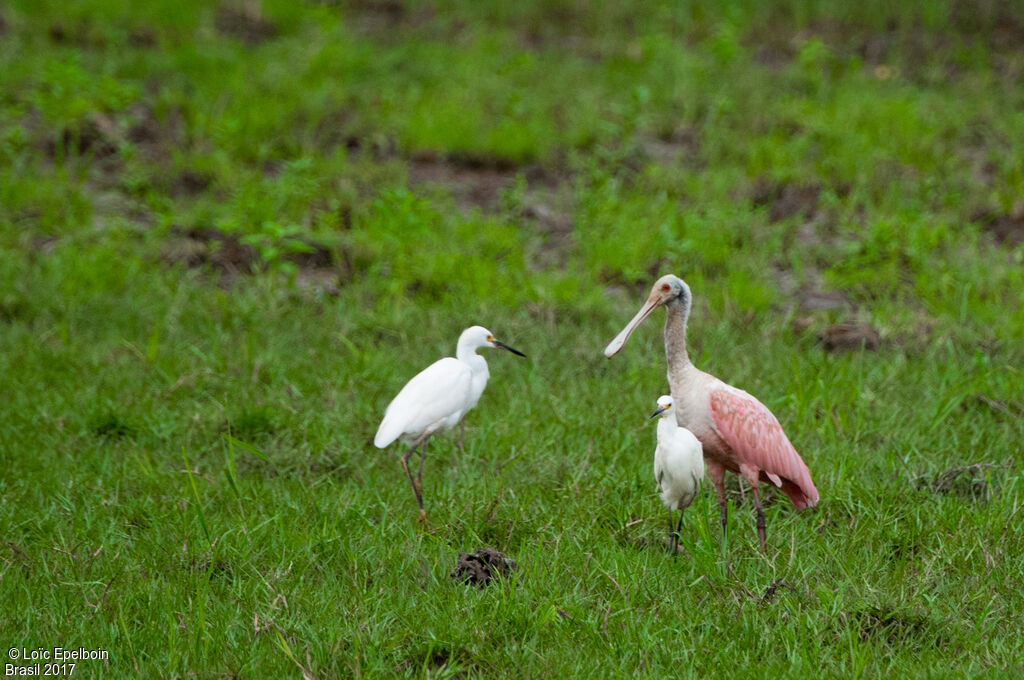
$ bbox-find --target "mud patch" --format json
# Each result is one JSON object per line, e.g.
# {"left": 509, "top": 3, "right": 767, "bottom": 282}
{"left": 162, "top": 226, "right": 336, "bottom": 280}
{"left": 520, "top": 174, "right": 575, "bottom": 269}
{"left": 450, "top": 547, "right": 517, "bottom": 587}
{"left": 215, "top": 4, "right": 278, "bottom": 45}
{"left": 798, "top": 289, "right": 853, "bottom": 312}
{"left": 162, "top": 226, "right": 258, "bottom": 274}
{"left": 341, "top": 0, "right": 436, "bottom": 35}
{"left": 170, "top": 169, "right": 213, "bottom": 198}
{"left": 818, "top": 322, "right": 881, "bottom": 352}
{"left": 127, "top": 105, "right": 186, "bottom": 151}
{"left": 973, "top": 207, "right": 1024, "bottom": 247}
{"left": 636, "top": 126, "right": 703, "bottom": 168}
{"left": 46, "top": 114, "right": 120, "bottom": 159}
{"left": 752, "top": 178, "right": 821, "bottom": 223}
{"left": 409, "top": 151, "right": 521, "bottom": 210}
{"left": 48, "top": 21, "right": 109, "bottom": 48}
{"left": 129, "top": 26, "right": 158, "bottom": 48}
{"left": 915, "top": 463, "right": 994, "bottom": 502}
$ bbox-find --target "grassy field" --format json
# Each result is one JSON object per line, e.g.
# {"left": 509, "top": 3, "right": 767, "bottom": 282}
{"left": 2, "top": 0, "right": 1024, "bottom": 677}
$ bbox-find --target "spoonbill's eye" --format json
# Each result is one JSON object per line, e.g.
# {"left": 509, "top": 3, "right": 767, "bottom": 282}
{"left": 661, "top": 283, "right": 671, "bottom": 292}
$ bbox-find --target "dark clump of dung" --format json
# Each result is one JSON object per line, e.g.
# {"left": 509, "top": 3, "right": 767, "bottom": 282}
{"left": 450, "top": 547, "right": 517, "bottom": 587}
{"left": 818, "top": 322, "right": 881, "bottom": 352}
{"left": 915, "top": 463, "right": 993, "bottom": 502}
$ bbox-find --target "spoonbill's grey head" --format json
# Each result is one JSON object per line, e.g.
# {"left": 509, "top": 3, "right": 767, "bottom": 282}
{"left": 604, "top": 275, "right": 691, "bottom": 358}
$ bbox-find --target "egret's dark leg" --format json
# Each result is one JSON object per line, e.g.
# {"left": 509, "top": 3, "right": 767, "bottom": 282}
{"left": 751, "top": 485, "right": 767, "bottom": 554}
{"left": 399, "top": 433, "right": 429, "bottom": 519}
{"left": 672, "top": 507, "right": 686, "bottom": 558}
{"left": 414, "top": 437, "right": 430, "bottom": 522}
{"left": 666, "top": 507, "right": 676, "bottom": 555}
{"left": 456, "top": 418, "right": 466, "bottom": 454}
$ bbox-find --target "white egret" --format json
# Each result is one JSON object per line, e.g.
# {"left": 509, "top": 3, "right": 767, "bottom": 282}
{"left": 650, "top": 395, "right": 704, "bottom": 554}
{"left": 374, "top": 325, "right": 526, "bottom": 520}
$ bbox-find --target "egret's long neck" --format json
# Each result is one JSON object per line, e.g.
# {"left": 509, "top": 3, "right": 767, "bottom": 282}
{"left": 657, "top": 414, "right": 677, "bottom": 441}
{"left": 664, "top": 296, "right": 691, "bottom": 373}
{"left": 456, "top": 339, "right": 480, "bottom": 363}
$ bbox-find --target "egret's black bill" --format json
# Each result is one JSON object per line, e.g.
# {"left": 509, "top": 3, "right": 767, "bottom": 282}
{"left": 494, "top": 340, "right": 526, "bottom": 357}
{"left": 649, "top": 406, "right": 668, "bottom": 420}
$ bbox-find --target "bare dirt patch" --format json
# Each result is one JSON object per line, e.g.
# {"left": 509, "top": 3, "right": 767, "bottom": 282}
{"left": 450, "top": 547, "right": 517, "bottom": 587}
{"left": 636, "top": 126, "right": 703, "bottom": 168}
{"left": 162, "top": 226, "right": 339, "bottom": 281}
{"left": 127, "top": 104, "right": 186, "bottom": 151}
{"left": 409, "top": 151, "right": 518, "bottom": 210}
{"left": 215, "top": 4, "right": 278, "bottom": 46}
{"left": 162, "top": 226, "right": 257, "bottom": 274}
{"left": 170, "top": 169, "right": 213, "bottom": 198}
{"left": 45, "top": 114, "right": 120, "bottom": 160}
{"left": 341, "top": 0, "right": 437, "bottom": 35}
{"left": 973, "top": 206, "right": 1024, "bottom": 247}
{"left": 818, "top": 322, "right": 881, "bottom": 352}
{"left": 752, "top": 178, "right": 821, "bottom": 223}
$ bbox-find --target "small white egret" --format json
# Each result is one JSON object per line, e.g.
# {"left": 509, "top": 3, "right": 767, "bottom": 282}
{"left": 374, "top": 325, "right": 526, "bottom": 520}
{"left": 650, "top": 395, "right": 704, "bottom": 555}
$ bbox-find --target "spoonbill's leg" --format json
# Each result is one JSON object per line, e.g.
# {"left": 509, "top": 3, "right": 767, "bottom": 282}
{"left": 706, "top": 459, "right": 728, "bottom": 535}
{"left": 400, "top": 432, "right": 429, "bottom": 519}
{"left": 456, "top": 418, "right": 466, "bottom": 454}
{"left": 751, "top": 485, "right": 767, "bottom": 553}
{"left": 739, "top": 465, "right": 768, "bottom": 553}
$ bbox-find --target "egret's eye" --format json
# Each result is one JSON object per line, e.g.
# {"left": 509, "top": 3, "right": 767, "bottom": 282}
{"left": 487, "top": 336, "right": 495, "bottom": 343}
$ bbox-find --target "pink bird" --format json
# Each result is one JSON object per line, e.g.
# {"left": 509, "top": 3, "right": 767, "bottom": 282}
{"left": 604, "top": 275, "right": 818, "bottom": 553}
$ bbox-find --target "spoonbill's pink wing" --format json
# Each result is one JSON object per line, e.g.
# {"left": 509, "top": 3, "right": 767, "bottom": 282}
{"left": 709, "top": 388, "right": 819, "bottom": 509}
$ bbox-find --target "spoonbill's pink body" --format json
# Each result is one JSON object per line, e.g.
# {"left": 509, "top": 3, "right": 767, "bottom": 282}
{"left": 605, "top": 275, "right": 818, "bottom": 552}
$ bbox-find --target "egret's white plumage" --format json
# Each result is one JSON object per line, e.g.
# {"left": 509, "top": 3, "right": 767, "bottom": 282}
{"left": 374, "top": 325, "right": 525, "bottom": 519}
{"left": 651, "top": 395, "right": 704, "bottom": 554}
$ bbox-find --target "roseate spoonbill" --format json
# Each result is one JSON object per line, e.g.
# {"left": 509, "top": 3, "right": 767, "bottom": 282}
{"left": 606, "top": 275, "right": 818, "bottom": 552}
{"left": 650, "top": 395, "right": 704, "bottom": 555}
{"left": 374, "top": 325, "right": 526, "bottom": 521}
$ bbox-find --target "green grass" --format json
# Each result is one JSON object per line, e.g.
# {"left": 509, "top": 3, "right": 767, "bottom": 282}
{"left": 2, "top": 0, "right": 1024, "bottom": 677}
